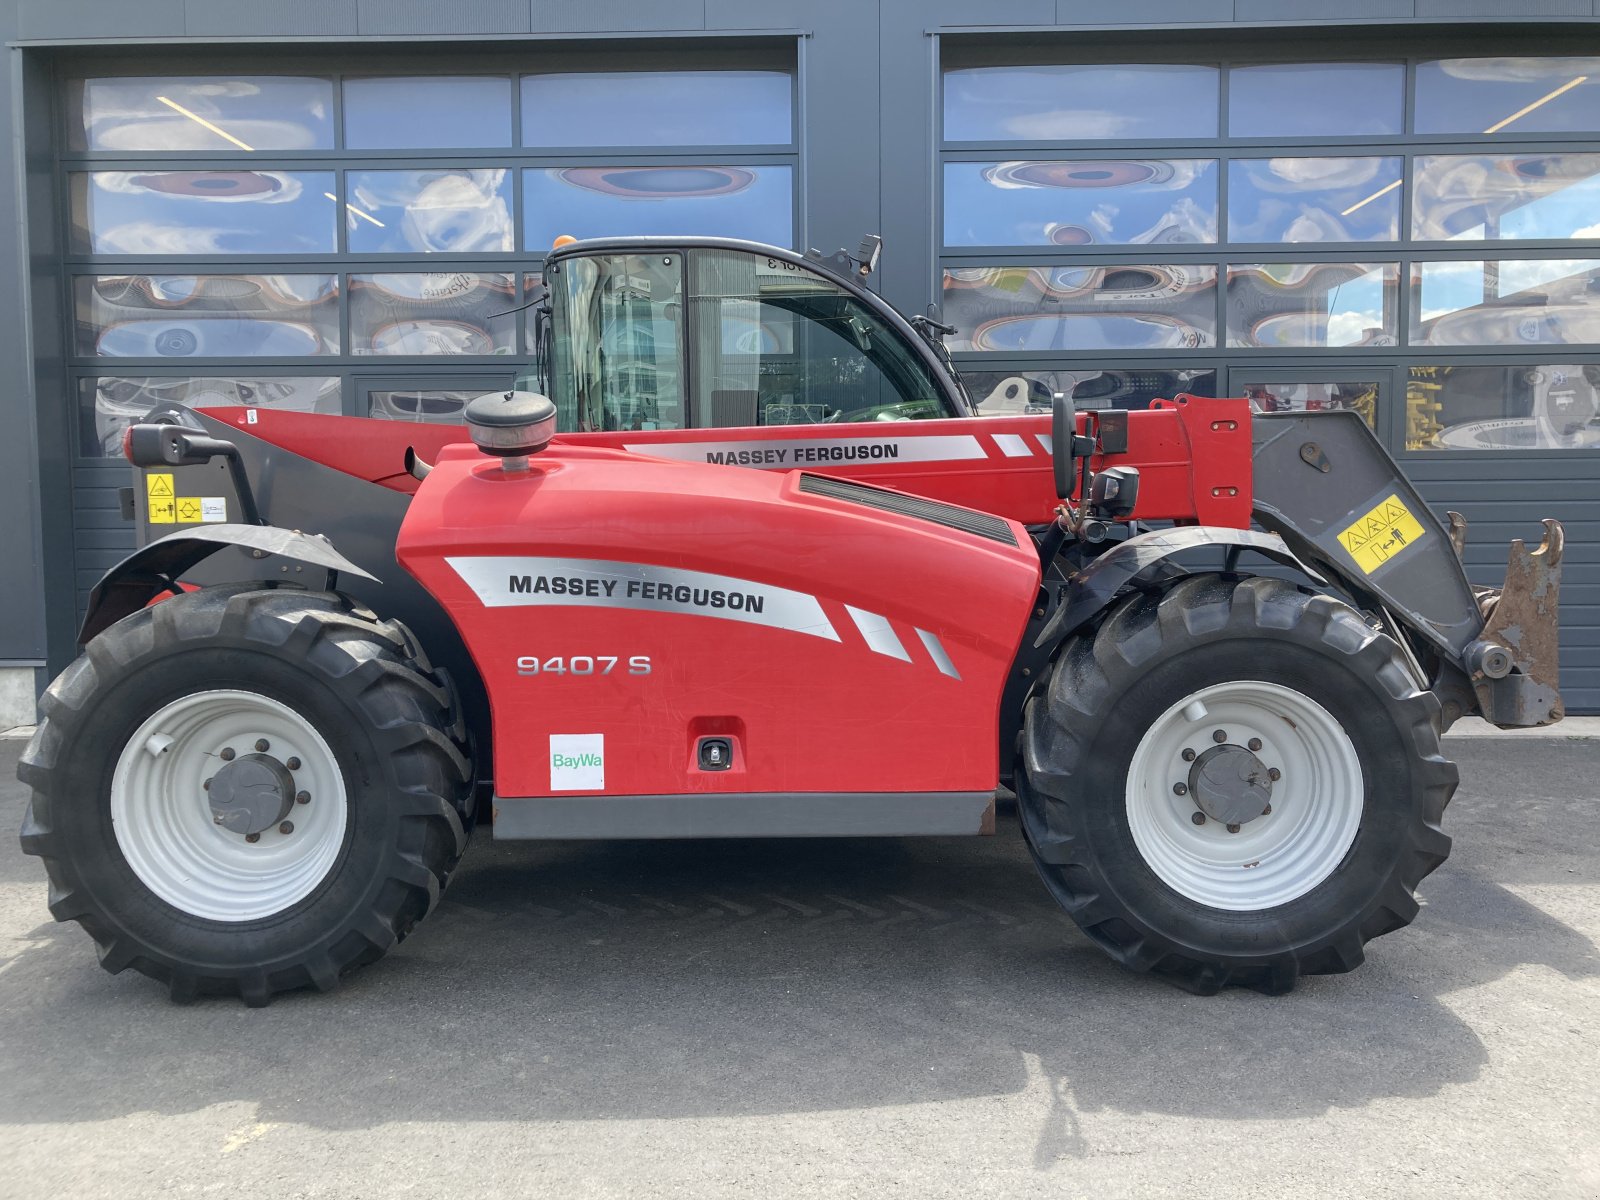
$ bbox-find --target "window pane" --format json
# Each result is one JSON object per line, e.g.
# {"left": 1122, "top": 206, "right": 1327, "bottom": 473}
{"left": 1228, "top": 63, "right": 1403, "bottom": 137}
{"left": 73, "top": 76, "right": 334, "bottom": 151}
{"left": 942, "top": 265, "right": 1218, "bottom": 351}
{"left": 79, "top": 375, "right": 339, "bottom": 456}
{"left": 942, "top": 65, "right": 1219, "bottom": 142}
{"left": 347, "top": 169, "right": 514, "bottom": 253}
{"left": 549, "top": 253, "right": 686, "bottom": 432}
{"left": 1237, "top": 379, "right": 1379, "bottom": 429}
{"left": 1408, "top": 364, "right": 1600, "bottom": 450}
{"left": 1412, "top": 259, "right": 1600, "bottom": 347}
{"left": 961, "top": 367, "right": 1216, "bottom": 415}
{"left": 76, "top": 274, "right": 340, "bottom": 356}
{"left": 523, "top": 166, "right": 793, "bottom": 249}
{"left": 1415, "top": 58, "right": 1600, "bottom": 136}
{"left": 688, "top": 249, "right": 947, "bottom": 427}
{"left": 344, "top": 76, "right": 512, "bottom": 148}
{"left": 1226, "top": 263, "right": 1398, "bottom": 348}
{"left": 369, "top": 388, "right": 490, "bottom": 424}
{"left": 1413, "top": 152, "right": 1600, "bottom": 241}
{"left": 1228, "top": 158, "right": 1402, "bottom": 243}
{"left": 70, "top": 170, "right": 337, "bottom": 255}
{"left": 521, "top": 71, "right": 791, "bottom": 147}
{"left": 349, "top": 272, "right": 515, "bottom": 355}
{"left": 943, "top": 159, "right": 1217, "bottom": 247}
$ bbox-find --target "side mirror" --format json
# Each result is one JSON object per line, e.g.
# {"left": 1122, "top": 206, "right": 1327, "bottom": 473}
{"left": 1052, "top": 392, "right": 1076, "bottom": 500}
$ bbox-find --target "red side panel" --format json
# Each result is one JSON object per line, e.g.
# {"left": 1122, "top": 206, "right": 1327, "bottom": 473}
{"left": 397, "top": 444, "right": 1041, "bottom": 798}
{"left": 203, "top": 396, "right": 1254, "bottom": 529}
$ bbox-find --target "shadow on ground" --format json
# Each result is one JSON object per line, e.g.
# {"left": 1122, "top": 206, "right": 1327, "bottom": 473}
{"left": 1, "top": 740, "right": 1594, "bottom": 1138}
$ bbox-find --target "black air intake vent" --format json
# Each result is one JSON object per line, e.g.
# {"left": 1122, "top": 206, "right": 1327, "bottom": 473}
{"left": 798, "top": 474, "right": 1018, "bottom": 546}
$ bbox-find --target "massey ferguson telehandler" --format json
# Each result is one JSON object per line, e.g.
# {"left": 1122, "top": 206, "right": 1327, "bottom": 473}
{"left": 19, "top": 236, "right": 1567, "bottom": 1005}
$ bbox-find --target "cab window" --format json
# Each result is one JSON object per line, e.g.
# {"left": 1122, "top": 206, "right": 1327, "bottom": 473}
{"left": 687, "top": 249, "right": 951, "bottom": 427}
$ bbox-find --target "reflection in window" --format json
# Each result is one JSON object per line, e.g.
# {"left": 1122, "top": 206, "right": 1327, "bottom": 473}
{"left": 942, "top": 264, "right": 1218, "bottom": 352}
{"left": 1415, "top": 58, "right": 1600, "bottom": 136}
{"left": 521, "top": 71, "right": 792, "bottom": 147}
{"left": 688, "top": 249, "right": 947, "bottom": 427}
{"left": 76, "top": 274, "right": 340, "bottom": 357}
{"left": 1227, "top": 64, "right": 1404, "bottom": 137}
{"left": 1238, "top": 379, "right": 1378, "bottom": 429}
{"left": 1412, "top": 259, "right": 1600, "bottom": 347}
{"left": 943, "top": 159, "right": 1217, "bottom": 247}
{"left": 523, "top": 166, "right": 793, "bottom": 248}
{"left": 1407, "top": 363, "right": 1600, "bottom": 450}
{"left": 79, "top": 375, "right": 340, "bottom": 457}
{"left": 70, "top": 170, "right": 337, "bottom": 255}
{"left": 960, "top": 368, "right": 1216, "bottom": 415}
{"left": 73, "top": 76, "right": 334, "bottom": 151}
{"left": 1412, "top": 153, "right": 1600, "bottom": 241}
{"left": 1226, "top": 263, "right": 1398, "bottom": 349}
{"left": 1228, "top": 158, "right": 1402, "bottom": 243}
{"left": 344, "top": 76, "right": 512, "bottom": 149}
{"left": 347, "top": 170, "right": 513, "bottom": 253}
{"left": 348, "top": 273, "right": 515, "bottom": 355}
{"left": 942, "top": 65, "right": 1219, "bottom": 142}
{"left": 368, "top": 388, "right": 502, "bottom": 424}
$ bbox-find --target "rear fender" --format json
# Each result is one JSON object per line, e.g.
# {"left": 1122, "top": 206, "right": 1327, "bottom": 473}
{"left": 79, "top": 525, "right": 376, "bottom": 644}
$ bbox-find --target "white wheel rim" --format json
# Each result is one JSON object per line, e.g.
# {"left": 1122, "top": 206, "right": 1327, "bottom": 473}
{"left": 111, "top": 689, "right": 348, "bottom": 922}
{"left": 1125, "top": 680, "right": 1363, "bottom": 911}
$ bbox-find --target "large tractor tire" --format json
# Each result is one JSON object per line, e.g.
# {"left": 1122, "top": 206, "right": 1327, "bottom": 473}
{"left": 1018, "top": 574, "right": 1457, "bottom": 995}
{"left": 18, "top": 586, "right": 471, "bottom": 1006}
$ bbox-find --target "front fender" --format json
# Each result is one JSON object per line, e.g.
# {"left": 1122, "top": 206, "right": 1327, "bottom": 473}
{"left": 79, "top": 524, "right": 377, "bottom": 644}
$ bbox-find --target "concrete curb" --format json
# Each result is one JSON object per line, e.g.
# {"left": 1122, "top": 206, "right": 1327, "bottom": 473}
{"left": 1, "top": 726, "right": 36, "bottom": 739}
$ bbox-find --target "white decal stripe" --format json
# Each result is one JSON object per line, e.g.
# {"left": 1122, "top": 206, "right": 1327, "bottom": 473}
{"left": 1034, "top": 434, "right": 1054, "bottom": 456}
{"left": 446, "top": 556, "right": 840, "bottom": 642}
{"left": 916, "top": 628, "right": 961, "bottom": 681}
{"left": 622, "top": 434, "right": 987, "bottom": 467}
{"left": 993, "top": 433, "right": 1033, "bottom": 458}
{"left": 844, "top": 605, "right": 911, "bottom": 662}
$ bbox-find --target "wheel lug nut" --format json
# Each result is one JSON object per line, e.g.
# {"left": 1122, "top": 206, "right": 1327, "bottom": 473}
{"left": 1212, "top": 729, "right": 1227, "bottom": 744}
{"left": 219, "top": 747, "right": 235, "bottom": 761}
{"left": 1181, "top": 748, "right": 1196, "bottom": 762}
{"left": 1268, "top": 768, "right": 1281, "bottom": 782}
{"left": 213, "top": 815, "right": 224, "bottom": 825}
{"left": 1247, "top": 738, "right": 1262, "bottom": 752}
{"left": 1226, "top": 823, "right": 1241, "bottom": 834}
{"left": 203, "top": 777, "right": 212, "bottom": 790}
{"left": 1173, "top": 782, "right": 1188, "bottom": 796}
{"left": 245, "top": 832, "right": 260, "bottom": 843}
{"left": 254, "top": 739, "right": 270, "bottom": 753}
{"left": 295, "top": 791, "right": 310, "bottom": 805}
{"left": 1262, "top": 804, "right": 1272, "bottom": 816}
{"left": 1190, "top": 811, "right": 1206, "bottom": 826}
{"left": 279, "top": 821, "right": 294, "bottom": 835}
{"left": 286, "top": 757, "right": 301, "bottom": 771}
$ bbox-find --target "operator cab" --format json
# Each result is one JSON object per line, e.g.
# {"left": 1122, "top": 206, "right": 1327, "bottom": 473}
{"left": 521, "top": 236, "right": 972, "bottom": 434}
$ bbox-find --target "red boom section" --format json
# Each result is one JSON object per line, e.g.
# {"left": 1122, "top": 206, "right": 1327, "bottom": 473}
{"left": 398, "top": 443, "right": 1042, "bottom": 798}
{"left": 202, "top": 396, "right": 1254, "bottom": 528}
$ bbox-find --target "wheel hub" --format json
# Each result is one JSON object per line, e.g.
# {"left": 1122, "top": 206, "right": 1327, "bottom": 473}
{"left": 207, "top": 752, "right": 296, "bottom": 836}
{"left": 1188, "top": 743, "right": 1274, "bottom": 826}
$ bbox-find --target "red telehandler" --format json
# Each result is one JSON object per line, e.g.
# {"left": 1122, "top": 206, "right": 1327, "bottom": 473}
{"left": 20, "top": 236, "right": 1565, "bottom": 1004}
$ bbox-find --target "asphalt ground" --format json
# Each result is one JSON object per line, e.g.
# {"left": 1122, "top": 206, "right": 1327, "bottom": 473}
{"left": 0, "top": 736, "right": 1596, "bottom": 1200}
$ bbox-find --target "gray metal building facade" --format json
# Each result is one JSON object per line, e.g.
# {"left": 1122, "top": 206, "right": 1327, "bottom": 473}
{"left": 2, "top": 1, "right": 1598, "bottom": 722}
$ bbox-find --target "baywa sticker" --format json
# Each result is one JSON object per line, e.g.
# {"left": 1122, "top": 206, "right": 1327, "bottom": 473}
{"left": 550, "top": 733, "right": 604, "bottom": 791}
{"left": 447, "top": 556, "right": 841, "bottom": 641}
{"left": 1339, "top": 494, "right": 1426, "bottom": 575}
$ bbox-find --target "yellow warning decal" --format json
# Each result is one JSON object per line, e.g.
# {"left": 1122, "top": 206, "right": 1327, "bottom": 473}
{"left": 175, "top": 497, "right": 203, "bottom": 523}
{"left": 146, "top": 473, "right": 176, "bottom": 523}
{"left": 1339, "top": 494, "right": 1426, "bottom": 575}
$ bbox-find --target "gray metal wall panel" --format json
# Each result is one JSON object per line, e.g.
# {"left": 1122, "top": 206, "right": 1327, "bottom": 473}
{"left": 1416, "top": 0, "right": 1589, "bottom": 13}
{"left": 528, "top": 0, "right": 705, "bottom": 32}
{"left": 184, "top": 0, "right": 360, "bottom": 37}
{"left": 356, "top": 0, "right": 535, "bottom": 35}
{"left": 1234, "top": 0, "right": 1416, "bottom": 18}
{"left": 18, "top": 0, "right": 185, "bottom": 41}
{"left": 1058, "top": 0, "right": 1231, "bottom": 22}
